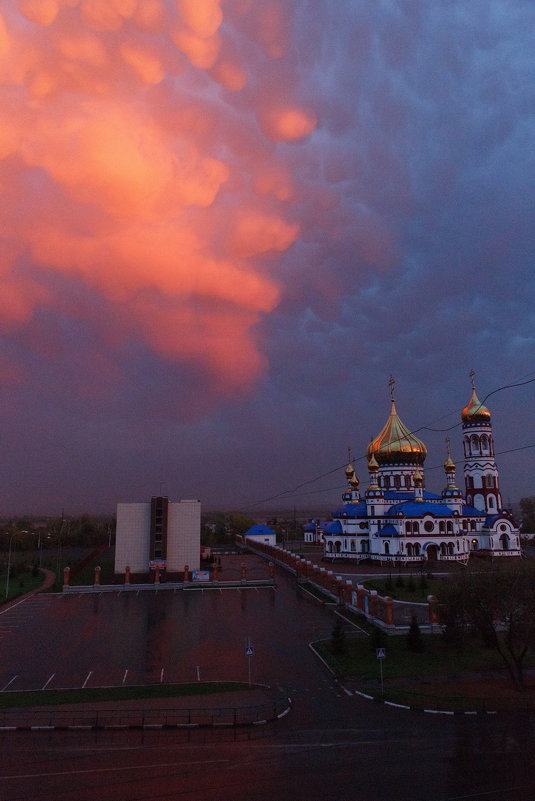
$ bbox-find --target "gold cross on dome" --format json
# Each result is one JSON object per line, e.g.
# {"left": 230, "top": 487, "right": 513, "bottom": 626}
{"left": 469, "top": 368, "right": 475, "bottom": 390}
{"left": 388, "top": 375, "right": 395, "bottom": 399}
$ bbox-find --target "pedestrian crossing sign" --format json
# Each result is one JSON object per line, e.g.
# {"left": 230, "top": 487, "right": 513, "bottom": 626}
{"left": 376, "top": 648, "right": 386, "bottom": 659}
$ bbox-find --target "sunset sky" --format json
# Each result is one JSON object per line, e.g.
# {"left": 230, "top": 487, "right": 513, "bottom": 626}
{"left": 0, "top": 0, "right": 534, "bottom": 516}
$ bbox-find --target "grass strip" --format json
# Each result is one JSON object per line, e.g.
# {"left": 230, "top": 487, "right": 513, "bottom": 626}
{"left": 0, "top": 681, "right": 254, "bottom": 709}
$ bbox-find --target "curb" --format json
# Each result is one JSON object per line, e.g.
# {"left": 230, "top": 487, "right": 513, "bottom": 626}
{"left": 0, "top": 700, "right": 292, "bottom": 733}
{"left": 351, "top": 688, "right": 499, "bottom": 715}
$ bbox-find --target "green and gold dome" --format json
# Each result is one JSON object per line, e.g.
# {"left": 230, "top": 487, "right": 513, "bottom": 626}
{"left": 366, "top": 397, "right": 427, "bottom": 466}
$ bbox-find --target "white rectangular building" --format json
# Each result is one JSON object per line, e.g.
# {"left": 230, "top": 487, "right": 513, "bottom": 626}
{"left": 115, "top": 497, "right": 201, "bottom": 580}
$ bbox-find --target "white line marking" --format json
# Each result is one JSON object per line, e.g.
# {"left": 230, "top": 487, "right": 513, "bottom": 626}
{"left": 122, "top": 669, "right": 128, "bottom": 685}
{"left": 1, "top": 675, "right": 18, "bottom": 691}
{"left": 42, "top": 673, "right": 55, "bottom": 690}
{"left": 82, "top": 671, "right": 92, "bottom": 688}
{"left": 0, "top": 759, "right": 230, "bottom": 781}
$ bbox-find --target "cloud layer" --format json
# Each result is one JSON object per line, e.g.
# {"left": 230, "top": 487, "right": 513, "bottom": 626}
{"left": 0, "top": 0, "right": 534, "bottom": 512}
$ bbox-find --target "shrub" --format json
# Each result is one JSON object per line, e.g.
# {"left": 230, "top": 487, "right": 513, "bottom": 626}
{"left": 331, "top": 618, "right": 346, "bottom": 655}
{"left": 407, "top": 616, "right": 424, "bottom": 653}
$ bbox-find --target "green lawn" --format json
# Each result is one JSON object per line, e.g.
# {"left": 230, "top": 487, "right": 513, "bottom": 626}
{"left": 0, "top": 682, "right": 255, "bottom": 709}
{"left": 361, "top": 575, "right": 447, "bottom": 602}
{"left": 314, "top": 630, "right": 535, "bottom": 710}
{"left": 0, "top": 564, "right": 46, "bottom": 603}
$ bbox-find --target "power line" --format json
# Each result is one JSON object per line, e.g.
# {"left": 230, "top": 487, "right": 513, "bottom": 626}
{"left": 247, "top": 373, "right": 535, "bottom": 508}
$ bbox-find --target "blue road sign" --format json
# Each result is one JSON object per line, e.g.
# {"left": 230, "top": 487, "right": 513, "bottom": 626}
{"left": 376, "top": 647, "right": 386, "bottom": 659}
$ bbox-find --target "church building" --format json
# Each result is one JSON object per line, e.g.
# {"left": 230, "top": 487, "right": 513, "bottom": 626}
{"left": 316, "top": 375, "right": 521, "bottom": 564}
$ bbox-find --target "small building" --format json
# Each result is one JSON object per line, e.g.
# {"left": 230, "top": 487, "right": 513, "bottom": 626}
{"left": 244, "top": 524, "right": 277, "bottom": 546}
{"left": 114, "top": 496, "right": 201, "bottom": 581}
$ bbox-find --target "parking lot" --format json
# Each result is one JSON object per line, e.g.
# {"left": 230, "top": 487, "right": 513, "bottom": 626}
{"left": 0, "top": 555, "right": 334, "bottom": 694}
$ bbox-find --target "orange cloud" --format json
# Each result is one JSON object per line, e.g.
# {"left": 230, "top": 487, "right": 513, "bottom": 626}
{"left": 0, "top": 0, "right": 314, "bottom": 399}
{"left": 258, "top": 105, "right": 317, "bottom": 142}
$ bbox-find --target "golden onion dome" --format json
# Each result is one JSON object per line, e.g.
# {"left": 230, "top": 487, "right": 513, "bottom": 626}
{"left": 444, "top": 454, "right": 456, "bottom": 472}
{"left": 461, "top": 388, "right": 491, "bottom": 423}
{"left": 350, "top": 472, "right": 360, "bottom": 487}
{"left": 367, "top": 399, "right": 427, "bottom": 465}
{"left": 345, "top": 462, "right": 354, "bottom": 478}
{"left": 368, "top": 453, "right": 379, "bottom": 470}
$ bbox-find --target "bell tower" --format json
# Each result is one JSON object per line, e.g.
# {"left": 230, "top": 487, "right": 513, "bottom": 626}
{"left": 462, "top": 370, "right": 502, "bottom": 514}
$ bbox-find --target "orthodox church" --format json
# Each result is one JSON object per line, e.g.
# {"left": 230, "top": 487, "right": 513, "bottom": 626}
{"left": 312, "top": 374, "right": 521, "bottom": 564}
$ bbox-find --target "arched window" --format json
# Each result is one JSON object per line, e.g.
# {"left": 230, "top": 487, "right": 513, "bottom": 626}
{"left": 500, "top": 533, "right": 509, "bottom": 550}
{"left": 486, "top": 474, "right": 494, "bottom": 488}
{"left": 488, "top": 496, "right": 495, "bottom": 509}
{"left": 394, "top": 475, "right": 401, "bottom": 489}
{"left": 407, "top": 543, "right": 413, "bottom": 556}
{"left": 414, "top": 543, "right": 420, "bottom": 556}
{"left": 335, "top": 541, "right": 341, "bottom": 552}
{"left": 448, "top": 543, "right": 454, "bottom": 555}
{"left": 446, "top": 521, "right": 453, "bottom": 533}
{"left": 404, "top": 475, "right": 411, "bottom": 488}
{"left": 466, "top": 476, "right": 474, "bottom": 489}
{"left": 384, "top": 542, "right": 390, "bottom": 554}
{"left": 440, "top": 542, "right": 447, "bottom": 556}
{"left": 413, "top": 522, "right": 419, "bottom": 534}
{"left": 327, "top": 542, "right": 333, "bottom": 552}
{"left": 351, "top": 540, "right": 356, "bottom": 552}
{"left": 470, "top": 521, "right": 476, "bottom": 531}
{"left": 384, "top": 476, "right": 390, "bottom": 489}
{"left": 439, "top": 521, "right": 445, "bottom": 533}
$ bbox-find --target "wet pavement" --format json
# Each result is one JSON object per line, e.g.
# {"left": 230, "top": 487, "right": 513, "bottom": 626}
{"left": 0, "top": 553, "right": 533, "bottom": 801}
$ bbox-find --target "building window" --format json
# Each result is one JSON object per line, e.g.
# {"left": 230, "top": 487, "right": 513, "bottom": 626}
{"left": 384, "top": 542, "right": 390, "bottom": 554}
{"left": 424, "top": 521, "right": 434, "bottom": 533}
{"left": 413, "top": 522, "right": 419, "bottom": 534}
{"left": 394, "top": 475, "right": 401, "bottom": 489}
{"left": 446, "top": 521, "right": 453, "bottom": 533}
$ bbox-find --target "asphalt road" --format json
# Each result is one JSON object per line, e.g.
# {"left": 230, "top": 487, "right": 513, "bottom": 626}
{"left": 0, "top": 555, "right": 533, "bottom": 801}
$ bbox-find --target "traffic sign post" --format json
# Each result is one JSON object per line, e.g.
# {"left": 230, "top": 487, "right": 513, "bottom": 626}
{"left": 376, "top": 648, "right": 386, "bottom": 696}
{"left": 245, "top": 637, "right": 254, "bottom": 685}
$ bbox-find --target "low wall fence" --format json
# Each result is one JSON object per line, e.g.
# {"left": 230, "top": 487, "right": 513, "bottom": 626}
{"left": 0, "top": 696, "right": 289, "bottom": 731}
{"left": 240, "top": 538, "right": 439, "bottom": 632}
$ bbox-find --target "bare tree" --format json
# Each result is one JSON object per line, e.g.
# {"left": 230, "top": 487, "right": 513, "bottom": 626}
{"left": 443, "top": 560, "right": 535, "bottom": 691}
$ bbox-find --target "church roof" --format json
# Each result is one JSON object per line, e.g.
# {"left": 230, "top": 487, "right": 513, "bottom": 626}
{"left": 378, "top": 524, "right": 400, "bottom": 537}
{"left": 462, "top": 504, "right": 486, "bottom": 516}
{"left": 244, "top": 524, "right": 276, "bottom": 538}
{"left": 323, "top": 520, "right": 343, "bottom": 534}
{"left": 387, "top": 501, "right": 459, "bottom": 517}
{"left": 332, "top": 501, "right": 368, "bottom": 518}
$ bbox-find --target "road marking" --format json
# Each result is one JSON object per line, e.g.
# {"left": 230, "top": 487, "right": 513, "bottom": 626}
{"left": 42, "top": 673, "right": 55, "bottom": 690}
{"left": 1, "top": 675, "right": 18, "bottom": 691}
{"left": 122, "top": 669, "right": 128, "bottom": 685}
{"left": 82, "top": 671, "right": 92, "bottom": 688}
{"left": 0, "top": 758, "right": 231, "bottom": 781}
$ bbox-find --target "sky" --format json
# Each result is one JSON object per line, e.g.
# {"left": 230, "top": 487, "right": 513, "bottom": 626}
{"left": 0, "top": 0, "right": 534, "bottom": 517}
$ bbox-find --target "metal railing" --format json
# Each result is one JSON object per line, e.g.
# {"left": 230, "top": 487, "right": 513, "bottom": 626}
{"left": 0, "top": 696, "right": 289, "bottom": 730}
